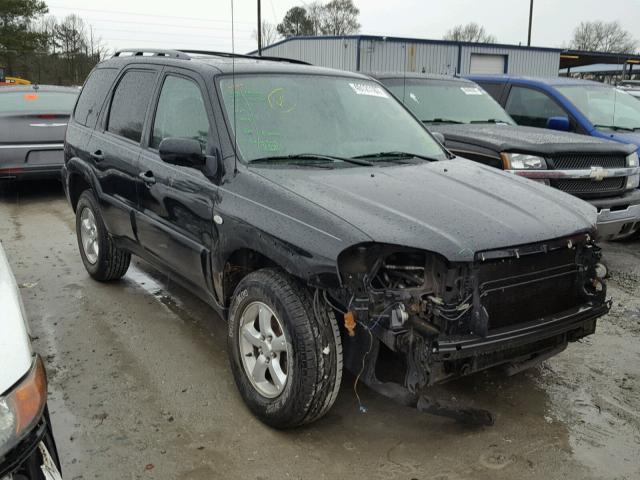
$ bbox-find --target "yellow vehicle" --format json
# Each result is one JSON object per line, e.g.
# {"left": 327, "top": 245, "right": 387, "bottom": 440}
{"left": 0, "top": 67, "right": 31, "bottom": 86}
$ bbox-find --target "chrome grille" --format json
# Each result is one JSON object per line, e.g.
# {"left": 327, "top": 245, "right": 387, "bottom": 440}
{"left": 551, "top": 154, "right": 627, "bottom": 170}
{"left": 552, "top": 178, "right": 626, "bottom": 196}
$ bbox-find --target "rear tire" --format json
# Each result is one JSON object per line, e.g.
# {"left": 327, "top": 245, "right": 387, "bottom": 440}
{"left": 75, "top": 190, "right": 130, "bottom": 281}
{"left": 228, "top": 268, "right": 343, "bottom": 428}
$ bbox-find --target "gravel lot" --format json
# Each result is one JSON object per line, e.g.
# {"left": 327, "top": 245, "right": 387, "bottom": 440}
{"left": 1, "top": 181, "right": 639, "bottom": 480}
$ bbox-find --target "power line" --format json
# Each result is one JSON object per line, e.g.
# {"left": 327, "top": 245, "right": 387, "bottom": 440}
{"left": 76, "top": 17, "right": 253, "bottom": 33}
{"left": 47, "top": 5, "right": 255, "bottom": 25}
{"left": 90, "top": 26, "right": 254, "bottom": 41}
{"left": 102, "top": 37, "right": 254, "bottom": 51}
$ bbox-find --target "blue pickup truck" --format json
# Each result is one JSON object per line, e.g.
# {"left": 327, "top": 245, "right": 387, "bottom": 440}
{"left": 468, "top": 75, "right": 640, "bottom": 153}
{"left": 468, "top": 75, "right": 640, "bottom": 239}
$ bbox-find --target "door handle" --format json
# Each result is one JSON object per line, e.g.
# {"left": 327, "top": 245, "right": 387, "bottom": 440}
{"left": 90, "top": 150, "right": 104, "bottom": 162}
{"left": 139, "top": 170, "right": 156, "bottom": 186}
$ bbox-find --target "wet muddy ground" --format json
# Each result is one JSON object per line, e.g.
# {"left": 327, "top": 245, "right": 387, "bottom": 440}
{"left": 1, "top": 181, "right": 638, "bottom": 480}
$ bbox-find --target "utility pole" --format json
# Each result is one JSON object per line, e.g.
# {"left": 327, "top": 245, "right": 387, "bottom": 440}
{"left": 527, "top": 0, "right": 534, "bottom": 46}
{"left": 257, "top": 0, "right": 262, "bottom": 56}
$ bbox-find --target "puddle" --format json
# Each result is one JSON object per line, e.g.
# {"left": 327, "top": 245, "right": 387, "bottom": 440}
{"left": 538, "top": 331, "right": 640, "bottom": 479}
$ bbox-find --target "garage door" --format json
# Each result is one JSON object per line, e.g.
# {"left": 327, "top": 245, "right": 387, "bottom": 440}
{"left": 469, "top": 54, "right": 507, "bottom": 74}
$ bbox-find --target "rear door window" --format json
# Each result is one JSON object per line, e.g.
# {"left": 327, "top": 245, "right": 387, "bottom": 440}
{"left": 150, "top": 75, "right": 210, "bottom": 151}
{"left": 74, "top": 68, "right": 118, "bottom": 127}
{"left": 107, "top": 69, "right": 157, "bottom": 143}
{"left": 505, "top": 86, "right": 566, "bottom": 128}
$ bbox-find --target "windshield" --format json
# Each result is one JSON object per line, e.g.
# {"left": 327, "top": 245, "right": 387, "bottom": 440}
{"left": 381, "top": 79, "right": 514, "bottom": 125}
{"left": 557, "top": 85, "right": 640, "bottom": 131}
{"left": 218, "top": 74, "right": 446, "bottom": 163}
{"left": 0, "top": 90, "right": 78, "bottom": 114}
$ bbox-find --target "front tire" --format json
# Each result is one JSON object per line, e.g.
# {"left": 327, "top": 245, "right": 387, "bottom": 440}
{"left": 75, "top": 190, "right": 131, "bottom": 281}
{"left": 228, "top": 268, "right": 343, "bottom": 428}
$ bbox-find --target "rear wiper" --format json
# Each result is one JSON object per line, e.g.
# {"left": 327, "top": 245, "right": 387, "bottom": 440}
{"left": 593, "top": 124, "right": 634, "bottom": 132}
{"left": 469, "top": 118, "right": 510, "bottom": 124}
{"left": 249, "top": 153, "right": 373, "bottom": 166}
{"left": 422, "top": 118, "right": 464, "bottom": 124}
{"left": 352, "top": 151, "right": 442, "bottom": 162}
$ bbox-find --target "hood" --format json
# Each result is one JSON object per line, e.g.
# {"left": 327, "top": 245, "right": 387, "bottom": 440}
{"left": 595, "top": 130, "right": 640, "bottom": 151}
{"left": 254, "top": 159, "right": 597, "bottom": 263}
{"left": 0, "top": 242, "right": 33, "bottom": 395}
{"left": 433, "top": 123, "right": 636, "bottom": 156}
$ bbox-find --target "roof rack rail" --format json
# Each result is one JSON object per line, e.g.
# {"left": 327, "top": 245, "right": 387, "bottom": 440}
{"left": 178, "top": 49, "right": 310, "bottom": 65}
{"left": 113, "top": 49, "right": 191, "bottom": 60}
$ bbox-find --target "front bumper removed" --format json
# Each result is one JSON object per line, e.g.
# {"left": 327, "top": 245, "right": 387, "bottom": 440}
{"left": 348, "top": 299, "right": 609, "bottom": 426}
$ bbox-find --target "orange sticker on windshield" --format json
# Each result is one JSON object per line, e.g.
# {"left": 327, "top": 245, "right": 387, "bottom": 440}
{"left": 24, "top": 93, "right": 39, "bottom": 101}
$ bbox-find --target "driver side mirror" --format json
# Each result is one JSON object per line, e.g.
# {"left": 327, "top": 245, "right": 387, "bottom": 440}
{"left": 159, "top": 137, "right": 206, "bottom": 168}
{"left": 546, "top": 116, "right": 570, "bottom": 132}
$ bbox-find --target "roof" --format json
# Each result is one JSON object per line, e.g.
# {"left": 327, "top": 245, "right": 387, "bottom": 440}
{"left": 98, "top": 49, "right": 370, "bottom": 78}
{"left": 371, "top": 72, "right": 473, "bottom": 83}
{"left": 559, "top": 63, "right": 635, "bottom": 74}
{"left": 560, "top": 49, "right": 640, "bottom": 69}
{"left": 467, "top": 74, "right": 608, "bottom": 87}
{"left": 249, "top": 34, "right": 562, "bottom": 55}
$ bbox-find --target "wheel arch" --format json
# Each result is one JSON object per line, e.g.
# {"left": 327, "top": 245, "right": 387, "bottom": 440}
{"left": 66, "top": 158, "right": 100, "bottom": 212}
{"left": 218, "top": 244, "right": 341, "bottom": 308}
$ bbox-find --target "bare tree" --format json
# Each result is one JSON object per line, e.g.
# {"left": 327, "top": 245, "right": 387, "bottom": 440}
{"left": 33, "top": 15, "right": 60, "bottom": 53}
{"left": 304, "top": 1, "right": 326, "bottom": 36}
{"left": 443, "top": 23, "right": 497, "bottom": 43}
{"left": 55, "top": 14, "right": 89, "bottom": 84}
{"left": 570, "top": 21, "right": 637, "bottom": 53}
{"left": 252, "top": 20, "right": 280, "bottom": 47}
{"left": 319, "top": 0, "right": 360, "bottom": 35}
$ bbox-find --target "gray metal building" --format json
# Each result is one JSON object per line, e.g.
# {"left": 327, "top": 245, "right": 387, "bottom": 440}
{"left": 250, "top": 35, "right": 561, "bottom": 77}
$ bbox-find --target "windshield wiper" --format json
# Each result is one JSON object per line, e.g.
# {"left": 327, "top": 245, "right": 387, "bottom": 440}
{"left": 422, "top": 118, "right": 464, "bottom": 124}
{"left": 249, "top": 153, "right": 373, "bottom": 166}
{"left": 593, "top": 124, "right": 635, "bottom": 132}
{"left": 352, "top": 151, "right": 442, "bottom": 162}
{"left": 469, "top": 118, "right": 510, "bottom": 124}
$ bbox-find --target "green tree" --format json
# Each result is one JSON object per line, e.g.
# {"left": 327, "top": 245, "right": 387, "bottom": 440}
{"left": 0, "top": 0, "right": 48, "bottom": 75}
{"left": 277, "top": 6, "right": 314, "bottom": 37}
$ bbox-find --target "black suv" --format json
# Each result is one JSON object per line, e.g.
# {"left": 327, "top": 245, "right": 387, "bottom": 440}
{"left": 63, "top": 49, "right": 609, "bottom": 428}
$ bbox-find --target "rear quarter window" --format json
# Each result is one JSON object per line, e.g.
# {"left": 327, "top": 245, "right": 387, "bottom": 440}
{"left": 74, "top": 68, "right": 118, "bottom": 128}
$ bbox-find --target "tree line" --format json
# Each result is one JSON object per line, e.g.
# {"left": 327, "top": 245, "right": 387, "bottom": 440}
{"left": 1, "top": 0, "right": 107, "bottom": 85}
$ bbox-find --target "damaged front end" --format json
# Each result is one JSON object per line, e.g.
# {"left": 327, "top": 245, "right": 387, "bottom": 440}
{"left": 330, "top": 233, "right": 610, "bottom": 425}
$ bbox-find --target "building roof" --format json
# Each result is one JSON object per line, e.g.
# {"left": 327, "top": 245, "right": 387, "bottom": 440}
{"left": 559, "top": 63, "right": 635, "bottom": 74}
{"left": 560, "top": 49, "right": 640, "bottom": 69}
{"left": 249, "top": 34, "right": 563, "bottom": 55}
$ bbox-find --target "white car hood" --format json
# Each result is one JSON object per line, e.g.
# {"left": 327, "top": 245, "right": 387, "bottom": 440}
{"left": 0, "top": 242, "right": 32, "bottom": 395}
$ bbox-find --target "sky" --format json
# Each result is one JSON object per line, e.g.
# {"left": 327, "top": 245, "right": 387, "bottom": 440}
{"left": 45, "top": 0, "right": 640, "bottom": 54}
